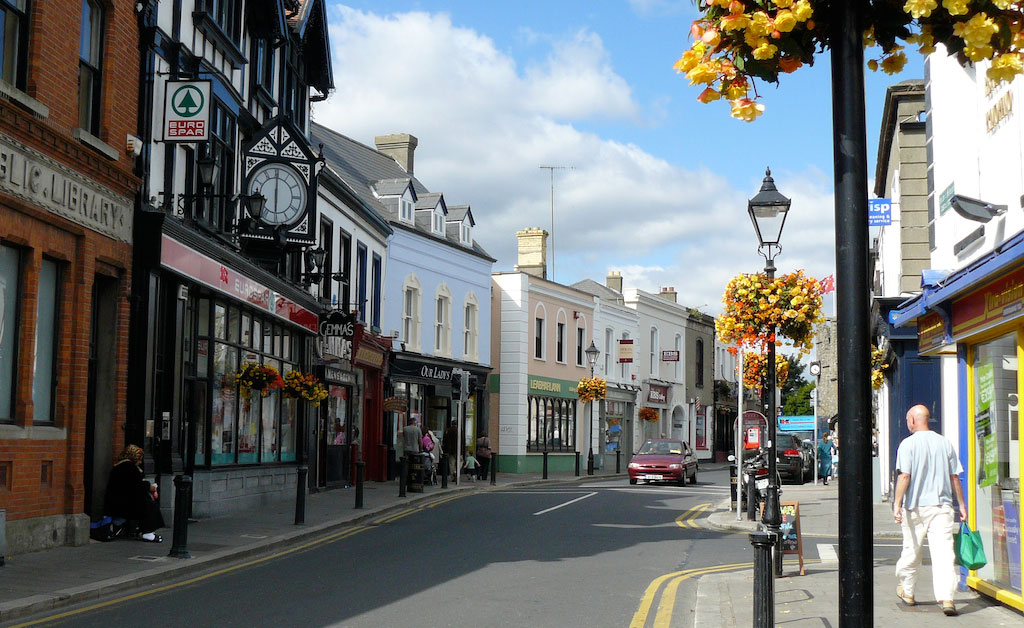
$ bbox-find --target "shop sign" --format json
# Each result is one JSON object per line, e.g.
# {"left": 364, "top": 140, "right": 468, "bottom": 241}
{"left": 939, "top": 182, "right": 955, "bottom": 215}
{"left": 661, "top": 350, "right": 680, "bottom": 362}
{"left": 918, "top": 311, "right": 947, "bottom": 354}
{"left": 952, "top": 265, "right": 1024, "bottom": 339}
{"left": 868, "top": 198, "right": 892, "bottom": 226}
{"left": 324, "top": 366, "right": 356, "bottom": 385}
{"left": 354, "top": 344, "right": 384, "bottom": 369}
{"left": 647, "top": 383, "right": 669, "bottom": 405}
{"left": 390, "top": 357, "right": 455, "bottom": 383}
{"left": 527, "top": 375, "right": 579, "bottom": 400}
{"left": 0, "top": 133, "right": 132, "bottom": 242}
{"left": 383, "top": 396, "right": 408, "bottom": 412}
{"left": 618, "top": 338, "right": 633, "bottom": 363}
{"left": 160, "top": 235, "right": 317, "bottom": 332}
{"left": 163, "top": 80, "right": 211, "bottom": 141}
{"left": 318, "top": 310, "right": 356, "bottom": 364}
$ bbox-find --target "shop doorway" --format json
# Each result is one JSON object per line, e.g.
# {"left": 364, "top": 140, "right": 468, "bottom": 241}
{"left": 84, "top": 275, "right": 119, "bottom": 518}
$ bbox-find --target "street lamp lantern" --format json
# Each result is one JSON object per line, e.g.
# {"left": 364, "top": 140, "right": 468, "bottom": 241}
{"left": 747, "top": 168, "right": 791, "bottom": 251}
{"left": 585, "top": 340, "right": 600, "bottom": 476}
{"left": 196, "top": 148, "right": 220, "bottom": 189}
{"left": 585, "top": 340, "right": 600, "bottom": 369}
{"left": 247, "top": 192, "right": 267, "bottom": 222}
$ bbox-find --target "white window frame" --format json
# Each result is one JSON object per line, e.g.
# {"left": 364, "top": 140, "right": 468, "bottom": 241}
{"left": 675, "top": 333, "right": 682, "bottom": 381}
{"left": 576, "top": 323, "right": 586, "bottom": 367}
{"left": 604, "top": 328, "right": 613, "bottom": 375}
{"left": 435, "top": 283, "right": 452, "bottom": 356}
{"left": 555, "top": 310, "right": 568, "bottom": 364}
{"left": 400, "top": 198, "right": 414, "bottom": 223}
{"left": 650, "top": 326, "right": 659, "bottom": 377}
{"left": 402, "top": 274, "right": 422, "bottom": 351}
{"left": 534, "top": 303, "right": 547, "bottom": 361}
{"left": 463, "top": 291, "right": 479, "bottom": 361}
{"left": 621, "top": 331, "right": 630, "bottom": 379}
{"left": 460, "top": 221, "right": 471, "bottom": 244}
{"left": 433, "top": 209, "right": 445, "bottom": 235}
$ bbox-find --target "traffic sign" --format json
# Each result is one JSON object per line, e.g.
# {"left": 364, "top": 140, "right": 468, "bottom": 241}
{"left": 163, "top": 80, "right": 211, "bottom": 142}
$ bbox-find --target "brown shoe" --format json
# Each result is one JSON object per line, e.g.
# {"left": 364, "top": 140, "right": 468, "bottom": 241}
{"left": 941, "top": 600, "right": 957, "bottom": 616}
{"left": 896, "top": 585, "right": 915, "bottom": 606}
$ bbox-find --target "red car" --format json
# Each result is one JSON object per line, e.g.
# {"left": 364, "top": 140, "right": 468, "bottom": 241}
{"left": 628, "top": 439, "right": 698, "bottom": 486}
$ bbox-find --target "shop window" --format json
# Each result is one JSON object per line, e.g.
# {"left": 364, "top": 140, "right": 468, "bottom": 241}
{"left": 527, "top": 395, "right": 576, "bottom": 452}
{"left": 971, "top": 333, "right": 1021, "bottom": 592}
{"left": 261, "top": 358, "right": 280, "bottom": 462}
{"left": 279, "top": 362, "right": 296, "bottom": 461}
{"left": 227, "top": 306, "right": 240, "bottom": 343}
{"left": 241, "top": 312, "right": 251, "bottom": 347}
{"left": 214, "top": 302, "right": 226, "bottom": 339}
{"left": 0, "top": 0, "right": 29, "bottom": 90}
{"left": 32, "top": 258, "right": 61, "bottom": 424}
{"left": 0, "top": 244, "right": 20, "bottom": 421}
{"left": 211, "top": 342, "right": 237, "bottom": 464}
{"left": 77, "top": 0, "right": 103, "bottom": 135}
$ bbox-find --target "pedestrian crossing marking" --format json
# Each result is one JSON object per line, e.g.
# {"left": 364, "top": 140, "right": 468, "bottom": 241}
{"left": 817, "top": 543, "right": 838, "bottom": 563}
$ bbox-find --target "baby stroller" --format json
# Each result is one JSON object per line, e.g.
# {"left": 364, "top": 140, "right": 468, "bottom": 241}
{"left": 421, "top": 451, "right": 437, "bottom": 486}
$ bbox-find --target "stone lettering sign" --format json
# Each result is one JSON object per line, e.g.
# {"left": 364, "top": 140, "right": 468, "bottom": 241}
{"left": 0, "top": 133, "right": 132, "bottom": 242}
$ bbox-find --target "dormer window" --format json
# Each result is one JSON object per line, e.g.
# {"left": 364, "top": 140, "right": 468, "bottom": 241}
{"left": 400, "top": 199, "right": 414, "bottom": 223}
{"left": 432, "top": 210, "right": 445, "bottom": 234}
{"left": 460, "top": 221, "right": 471, "bottom": 245}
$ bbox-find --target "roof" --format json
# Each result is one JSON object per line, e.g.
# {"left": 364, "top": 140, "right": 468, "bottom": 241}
{"left": 415, "top": 192, "right": 444, "bottom": 211}
{"left": 571, "top": 278, "right": 624, "bottom": 301}
{"left": 373, "top": 178, "right": 415, "bottom": 198}
{"left": 446, "top": 205, "right": 473, "bottom": 225}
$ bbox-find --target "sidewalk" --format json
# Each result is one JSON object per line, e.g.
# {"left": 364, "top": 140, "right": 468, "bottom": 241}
{"left": 0, "top": 468, "right": 613, "bottom": 625}
{"left": 697, "top": 481, "right": 1024, "bottom": 626}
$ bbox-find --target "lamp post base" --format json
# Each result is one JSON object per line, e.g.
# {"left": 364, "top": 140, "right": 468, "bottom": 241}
{"left": 586, "top": 448, "right": 594, "bottom": 475}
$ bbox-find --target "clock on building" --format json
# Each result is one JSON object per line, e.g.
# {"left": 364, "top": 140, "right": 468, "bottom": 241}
{"left": 248, "top": 162, "right": 307, "bottom": 226}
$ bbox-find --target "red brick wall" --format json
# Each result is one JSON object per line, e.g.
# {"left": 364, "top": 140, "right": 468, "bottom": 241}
{"left": 0, "top": 0, "right": 139, "bottom": 528}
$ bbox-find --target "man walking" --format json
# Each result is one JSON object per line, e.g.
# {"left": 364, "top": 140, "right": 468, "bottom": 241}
{"left": 442, "top": 420, "right": 459, "bottom": 481}
{"left": 892, "top": 404, "right": 967, "bottom": 616}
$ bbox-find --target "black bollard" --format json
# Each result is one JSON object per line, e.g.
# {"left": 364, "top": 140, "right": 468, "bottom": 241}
{"left": 490, "top": 453, "right": 497, "bottom": 485}
{"left": 542, "top": 451, "right": 549, "bottom": 479}
{"left": 168, "top": 474, "right": 192, "bottom": 559}
{"left": 616, "top": 449, "right": 621, "bottom": 474}
{"left": 399, "top": 456, "right": 408, "bottom": 497}
{"left": 575, "top": 451, "right": 580, "bottom": 476}
{"left": 750, "top": 531, "right": 775, "bottom": 628}
{"left": 440, "top": 454, "right": 448, "bottom": 489}
{"left": 747, "top": 475, "right": 758, "bottom": 521}
{"left": 355, "top": 461, "right": 364, "bottom": 509}
{"left": 294, "top": 465, "right": 307, "bottom": 525}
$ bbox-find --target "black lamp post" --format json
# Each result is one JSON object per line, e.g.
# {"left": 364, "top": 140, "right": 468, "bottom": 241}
{"left": 585, "top": 340, "right": 600, "bottom": 475}
{"left": 747, "top": 167, "right": 791, "bottom": 577}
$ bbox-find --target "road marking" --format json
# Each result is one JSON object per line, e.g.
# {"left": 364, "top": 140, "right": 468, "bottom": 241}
{"left": 817, "top": 543, "right": 838, "bottom": 563}
{"left": 630, "top": 562, "right": 751, "bottom": 628}
{"left": 532, "top": 491, "right": 597, "bottom": 515}
{"left": 674, "top": 503, "right": 711, "bottom": 529}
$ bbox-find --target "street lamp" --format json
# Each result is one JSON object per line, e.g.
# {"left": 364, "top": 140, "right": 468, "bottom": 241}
{"left": 585, "top": 340, "right": 600, "bottom": 475}
{"left": 748, "top": 167, "right": 791, "bottom": 577}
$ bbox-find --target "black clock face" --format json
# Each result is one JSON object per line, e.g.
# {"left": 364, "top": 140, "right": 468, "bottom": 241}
{"left": 249, "top": 163, "right": 307, "bottom": 226}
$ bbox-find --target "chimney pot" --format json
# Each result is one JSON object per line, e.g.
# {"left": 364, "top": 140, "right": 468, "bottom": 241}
{"left": 606, "top": 271, "right": 623, "bottom": 293}
{"left": 374, "top": 133, "right": 418, "bottom": 175}
{"left": 515, "top": 227, "right": 549, "bottom": 279}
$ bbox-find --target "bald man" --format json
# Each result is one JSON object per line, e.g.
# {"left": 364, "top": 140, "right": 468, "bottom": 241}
{"left": 892, "top": 404, "right": 967, "bottom": 616}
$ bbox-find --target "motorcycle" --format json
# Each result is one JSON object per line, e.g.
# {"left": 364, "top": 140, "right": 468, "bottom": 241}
{"left": 734, "top": 449, "right": 781, "bottom": 521}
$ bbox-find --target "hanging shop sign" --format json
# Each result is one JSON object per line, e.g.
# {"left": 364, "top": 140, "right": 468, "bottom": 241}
{"left": 160, "top": 234, "right": 317, "bottom": 332}
{"left": 952, "top": 265, "right": 1024, "bottom": 339}
{"left": 618, "top": 338, "right": 634, "bottom": 363}
{"left": 163, "top": 80, "right": 211, "bottom": 142}
{"left": 647, "top": 383, "right": 669, "bottom": 405}
{"left": 661, "top": 350, "right": 680, "bottom": 362}
{"left": 383, "top": 396, "right": 408, "bottom": 412}
{"left": 318, "top": 310, "right": 356, "bottom": 364}
{"left": 868, "top": 198, "right": 892, "bottom": 226}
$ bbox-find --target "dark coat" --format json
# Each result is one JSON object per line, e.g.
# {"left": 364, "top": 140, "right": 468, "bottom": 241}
{"left": 442, "top": 425, "right": 459, "bottom": 456}
{"left": 105, "top": 461, "right": 165, "bottom": 532}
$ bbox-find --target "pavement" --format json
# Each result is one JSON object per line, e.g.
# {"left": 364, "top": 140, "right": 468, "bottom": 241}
{"left": 698, "top": 476, "right": 1024, "bottom": 626}
{"left": 2, "top": 464, "right": 1022, "bottom": 627}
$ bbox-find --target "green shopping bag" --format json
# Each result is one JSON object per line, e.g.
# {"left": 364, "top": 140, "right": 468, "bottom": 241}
{"left": 954, "top": 523, "right": 987, "bottom": 570}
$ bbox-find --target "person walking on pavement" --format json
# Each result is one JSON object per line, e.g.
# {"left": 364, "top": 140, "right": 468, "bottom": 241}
{"left": 476, "top": 431, "right": 492, "bottom": 481}
{"left": 892, "top": 404, "right": 967, "bottom": 616}
{"left": 442, "top": 419, "right": 459, "bottom": 481}
{"left": 817, "top": 432, "right": 833, "bottom": 485}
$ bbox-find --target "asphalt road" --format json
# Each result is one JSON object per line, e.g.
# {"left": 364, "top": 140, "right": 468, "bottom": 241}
{"left": 22, "top": 468, "right": 758, "bottom": 628}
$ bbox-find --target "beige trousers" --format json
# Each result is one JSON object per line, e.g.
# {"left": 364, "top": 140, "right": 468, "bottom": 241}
{"left": 895, "top": 504, "right": 958, "bottom": 602}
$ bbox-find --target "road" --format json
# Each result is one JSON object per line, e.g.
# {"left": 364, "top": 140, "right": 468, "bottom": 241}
{"left": 16, "top": 468, "right": 781, "bottom": 628}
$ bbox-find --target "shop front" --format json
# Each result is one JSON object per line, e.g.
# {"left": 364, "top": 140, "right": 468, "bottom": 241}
{"left": 600, "top": 384, "right": 639, "bottom": 469}
{"left": 318, "top": 365, "right": 357, "bottom": 488}
{"left": 351, "top": 332, "right": 390, "bottom": 482}
{"left": 893, "top": 240, "right": 1024, "bottom": 611}
{"left": 641, "top": 381, "right": 672, "bottom": 441}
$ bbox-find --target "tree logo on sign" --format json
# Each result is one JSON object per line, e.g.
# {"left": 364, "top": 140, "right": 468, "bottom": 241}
{"left": 172, "top": 85, "right": 204, "bottom": 118}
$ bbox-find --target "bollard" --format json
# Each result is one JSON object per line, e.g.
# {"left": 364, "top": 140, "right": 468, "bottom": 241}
{"left": 750, "top": 531, "right": 775, "bottom": 628}
{"left": 168, "top": 474, "right": 192, "bottom": 559}
{"left": 399, "top": 456, "right": 408, "bottom": 497}
{"left": 490, "top": 453, "right": 497, "bottom": 485}
{"left": 575, "top": 451, "right": 581, "bottom": 477}
{"left": 354, "top": 461, "right": 364, "bottom": 509}
{"left": 542, "top": 451, "right": 549, "bottom": 479}
{"left": 616, "top": 449, "right": 621, "bottom": 474}
{"left": 440, "top": 454, "right": 449, "bottom": 489}
{"left": 294, "top": 465, "right": 308, "bottom": 525}
{"left": 747, "top": 475, "right": 758, "bottom": 521}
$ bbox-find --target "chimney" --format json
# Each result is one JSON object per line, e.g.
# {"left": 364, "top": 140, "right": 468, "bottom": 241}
{"left": 659, "top": 287, "right": 677, "bottom": 303}
{"left": 374, "top": 133, "right": 418, "bottom": 175}
{"left": 514, "top": 227, "right": 548, "bottom": 279}
{"left": 606, "top": 271, "right": 623, "bottom": 293}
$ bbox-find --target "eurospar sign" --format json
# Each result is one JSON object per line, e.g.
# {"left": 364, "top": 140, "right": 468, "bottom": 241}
{"left": 163, "top": 80, "right": 211, "bottom": 142}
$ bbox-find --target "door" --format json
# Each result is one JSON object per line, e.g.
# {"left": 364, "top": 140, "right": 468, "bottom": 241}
{"left": 84, "top": 275, "right": 119, "bottom": 518}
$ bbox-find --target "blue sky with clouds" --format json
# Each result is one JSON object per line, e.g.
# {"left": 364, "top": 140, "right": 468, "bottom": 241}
{"left": 314, "top": 1, "right": 924, "bottom": 315}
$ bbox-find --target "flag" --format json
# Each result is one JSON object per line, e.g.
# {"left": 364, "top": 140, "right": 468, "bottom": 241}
{"left": 820, "top": 274, "right": 835, "bottom": 294}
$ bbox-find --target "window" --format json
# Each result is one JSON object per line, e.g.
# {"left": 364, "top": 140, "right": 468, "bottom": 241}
{"left": 197, "top": 103, "right": 236, "bottom": 232}
{"left": 33, "top": 258, "right": 60, "bottom": 423}
{"left": 604, "top": 328, "right": 613, "bottom": 375}
{"left": 0, "top": 0, "right": 29, "bottom": 89}
{"left": 576, "top": 327, "right": 585, "bottom": 367}
{"left": 338, "top": 230, "right": 351, "bottom": 312}
{"left": 402, "top": 275, "right": 421, "bottom": 351}
{"left": 527, "top": 395, "right": 576, "bottom": 453}
{"left": 319, "top": 218, "right": 332, "bottom": 302}
{"left": 650, "top": 327, "right": 659, "bottom": 376}
{"left": 675, "top": 334, "right": 682, "bottom": 381}
{"left": 556, "top": 322, "right": 565, "bottom": 363}
{"left": 356, "top": 243, "right": 367, "bottom": 322}
{"left": 78, "top": 0, "right": 103, "bottom": 135}
{"left": 0, "top": 244, "right": 21, "bottom": 420}
{"left": 371, "top": 253, "right": 382, "bottom": 330}
{"left": 461, "top": 221, "right": 471, "bottom": 244}
{"left": 283, "top": 43, "right": 306, "bottom": 128}
{"left": 695, "top": 338, "right": 705, "bottom": 387}
{"left": 434, "top": 285, "right": 451, "bottom": 355}
{"left": 252, "top": 37, "right": 274, "bottom": 94}
{"left": 463, "top": 293, "right": 478, "bottom": 361}
{"left": 621, "top": 332, "right": 630, "bottom": 379}
{"left": 534, "top": 315, "right": 545, "bottom": 360}
{"left": 433, "top": 210, "right": 445, "bottom": 235}
{"left": 208, "top": 0, "right": 240, "bottom": 42}
{"left": 400, "top": 199, "right": 414, "bottom": 223}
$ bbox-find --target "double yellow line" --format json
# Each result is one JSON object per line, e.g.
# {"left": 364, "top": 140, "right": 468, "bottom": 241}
{"left": 674, "top": 503, "right": 711, "bottom": 529}
{"left": 629, "top": 562, "right": 751, "bottom": 628}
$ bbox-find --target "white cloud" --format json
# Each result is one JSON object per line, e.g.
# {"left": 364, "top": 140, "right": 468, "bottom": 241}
{"left": 316, "top": 4, "right": 837, "bottom": 316}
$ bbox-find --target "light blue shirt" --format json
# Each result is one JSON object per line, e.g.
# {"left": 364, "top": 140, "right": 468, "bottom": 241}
{"left": 895, "top": 430, "right": 962, "bottom": 509}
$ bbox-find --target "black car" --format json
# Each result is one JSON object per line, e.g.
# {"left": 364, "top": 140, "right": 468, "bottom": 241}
{"left": 777, "top": 433, "right": 812, "bottom": 484}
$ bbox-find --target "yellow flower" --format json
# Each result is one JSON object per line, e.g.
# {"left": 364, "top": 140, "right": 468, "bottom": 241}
{"left": 988, "top": 53, "right": 1024, "bottom": 84}
{"left": 721, "top": 13, "right": 752, "bottom": 32}
{"left": 698, "top": 87, "right": 722, "bottom": 103}
{"left": 750, "top": 11, "right": 773, "bottom": 37}
{"left": 881, "top": 51, "right": 908, "bottom": 74}
{"left": 673, "top": 46, "right": 706, "bottom": 74}
{"left": 965, "top": 45, "right": 994, "bottom": 62}
{"left": 686, "top": 62, "right": 719, "bottom": 85}
{"left": 793, "top": 0, "right": 813, "bottom": 22}
{"left": 942, "top": 0, "right": 970, "bottom": 16}
{"left": 774, "top": 10, "right": 797, "bottom": 33}
{"left": 730, "top": 98, "right": 765, "bottom": 122}
{"left": 954, "top": 13, "right": 998, "bottom": 50}
{"left": 723, "top": 82, "right": 747, "bottom": 100}
{"left": 903, "top": 0, "right": 937, "bottom": 18}
{"left": 753, "top": 42, "right": 779, "bottom": 60}
{"left": 867, "top": 58, "right": 879, "bottom": 71}
{"left": 773, "top": 0, "right": 794, "bottom": 8}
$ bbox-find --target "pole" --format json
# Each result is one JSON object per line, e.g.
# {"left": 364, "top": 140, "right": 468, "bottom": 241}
{"left": 294, "top": 465, "right": 307, "bottom": 525}
{"left": 575, "top": 451, "right": 581, "bottom": 476}
{"left": 616, "top": 449, "right": 621, "bottom": 474}
{"left": 736, "top": 349, "right": 743, "bottom": 521}
{"left": 750, "top": 531, "right": 775, "bottom": 628}
{"left": 813, "top": 387, "right": 819, "bottom": 485}
{"left": 490, "top": 452, "right": 496, "bottom": 485}
{"left": 399, "top": 456, "right": 407, "bottom": 497}
{"left": 354, "top": 461, "right": 364, "bottom": 509}
{"left": 440, "top": 453, "right": 448, "bottom": 489}
{"left": 587, "top": 363, "right": 595, "bottom": 475}
{"left": 543, "top": 451, "right": 549, "bottom": 479}
{"left": 762, "top": 259, "right": 782, "bottom": 576}
{"left": 168, "top": 474, "right": 191, "bottom": 559}
{"left": 831, "top": 3, "right": 873, "bottom": 625}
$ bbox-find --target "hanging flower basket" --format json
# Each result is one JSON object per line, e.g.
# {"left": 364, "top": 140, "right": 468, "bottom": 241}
{"left": 638, "top": 407, "right": 660, "bottom": 422}
{"left": 716, "top": 270, "right": 824, "bottom": 355}
{"left": 577, "top": 376, "right": 607, "bottom": 403}
{"left": 742, "top": 352, "right": 790, "bottom": 390}
{"left": 234, "top": 362, "right": 283, "bottom": 397}
{"left": 680, "top": 0, "right": 1024, "bottom": 121}
{"left": 282, "top": 370, "right": 329, "bottom": 407}
{"left": 871, "top": 344, "right": 891, "bottom": 391}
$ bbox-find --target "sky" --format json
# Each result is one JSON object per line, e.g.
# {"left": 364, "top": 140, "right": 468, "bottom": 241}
{"left": 312, "top": 0, "right": 925, "bottom": 317}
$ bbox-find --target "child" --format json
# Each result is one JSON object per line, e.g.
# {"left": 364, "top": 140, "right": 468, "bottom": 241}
{"left": 462, "top": 451, "right": 480, "bottom": 481}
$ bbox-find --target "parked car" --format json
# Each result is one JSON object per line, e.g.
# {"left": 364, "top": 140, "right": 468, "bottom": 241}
{"left": 628, "top": 439, "right": 698, "bottom": 486}
{"left": 777, "top": 433, "right": 812, "bottom": 484}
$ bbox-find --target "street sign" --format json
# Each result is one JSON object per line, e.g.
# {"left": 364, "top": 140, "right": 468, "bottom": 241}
{"left": 868, "top": 198, "right": 892, "bottom": 226}
{"left": 163, "top": 80, "right": 211, "bottom": 142}
{"left": 778, "top": 415, "right": 815, "bottom": 432}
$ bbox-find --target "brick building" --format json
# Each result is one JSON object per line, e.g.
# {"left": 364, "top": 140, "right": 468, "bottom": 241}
{"left": 0, "top": 1, "right": 140, "bottom": 555}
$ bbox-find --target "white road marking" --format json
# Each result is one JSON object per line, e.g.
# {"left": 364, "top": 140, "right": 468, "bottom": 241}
{"left": 533, "top": 491, "right": 597, "bottom": 515}
{"left": 817, "top": 543, "right": 838, "bottom": 563}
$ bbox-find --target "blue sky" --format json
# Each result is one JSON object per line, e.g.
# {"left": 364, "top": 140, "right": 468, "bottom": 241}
{"left": 315, "top": 1, "right": 924, "bottom": 314}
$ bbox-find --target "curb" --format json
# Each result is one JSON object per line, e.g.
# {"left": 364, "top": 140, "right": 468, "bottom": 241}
{"left": 703, "top": 499, "right": 903, "bottom": 540}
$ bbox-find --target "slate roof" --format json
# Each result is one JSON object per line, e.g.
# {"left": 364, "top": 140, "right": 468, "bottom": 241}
{"left": 572, "top": 278, "right": 624, "bottom": 301}
{"left": 415, "top": 192, "right": 444, "bottom": 211}
{"left": 373, "top": 178, "right": 414, "bottom": 197}
{"left": 446, "top": 205, "right": 473, "bottom": 225}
